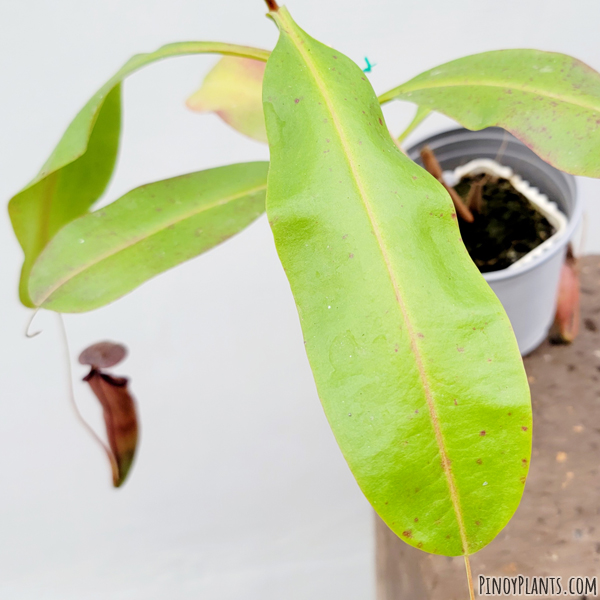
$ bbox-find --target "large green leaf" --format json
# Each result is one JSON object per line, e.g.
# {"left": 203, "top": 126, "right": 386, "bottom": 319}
{"left": 379, "top": 50, "right": 600, "bottom": 177}
{"left": 29, "top": 162, "right": 267, "bottom": 313}
{"left": 263, "top": 7, "right": 531, "bottom": 556}
{"left": 9, "top": 42, "right": 269, "bottom": 307}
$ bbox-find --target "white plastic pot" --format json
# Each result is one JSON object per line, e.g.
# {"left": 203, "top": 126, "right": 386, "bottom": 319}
{"left": 407, "top": 128, "right": 582, "bottom": 356}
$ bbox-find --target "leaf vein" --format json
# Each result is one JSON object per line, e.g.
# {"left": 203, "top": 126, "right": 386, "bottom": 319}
{"left": 35, "top": 182, "right": 266, "bottom": 305}
{"left": 279, "top": 13, "right": 470, "bottom": 554}
{"left": 383, "top": 80, "right": 600, "bottom": 113}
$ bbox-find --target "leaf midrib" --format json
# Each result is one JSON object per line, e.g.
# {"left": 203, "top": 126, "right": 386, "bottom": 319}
{"left": 276, "top": 10, "right": 470, "bottom": 554}
{"left": 382, "top": 79, "right": 600, "bottom": 113}
{"left": 34, "top": 182, "right": 267, "bottom": 306}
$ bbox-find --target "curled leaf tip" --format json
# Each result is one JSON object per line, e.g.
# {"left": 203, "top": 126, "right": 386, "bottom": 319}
{"left": 187, "top": 57, "right": 267, "bottom": 143}
{"left": 79, "top": 341, "right": 127, "bottom": 369}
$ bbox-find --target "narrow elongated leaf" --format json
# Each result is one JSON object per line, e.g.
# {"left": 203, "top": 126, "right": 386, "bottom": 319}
{"left": 187, "top": 56, "right": 267, "bottom": 142}
{"left": 9, "top": 42, "right": 269, "bottom": 307}
{"left": 379, "top": 50, "right": 600, "bottom": 177}
{"left": 29, "top": 162, "right": 268, "bottom": 312}
{"left": 263, "top": 7, "right": 531, "bottom": 556}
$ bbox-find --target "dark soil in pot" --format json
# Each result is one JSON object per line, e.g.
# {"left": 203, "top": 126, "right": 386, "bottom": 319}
{"left": 420, "top": 145, "right": 556, "bottom": 274}
{"left": 454, "top": 174, "right": 555, "bottom": 273}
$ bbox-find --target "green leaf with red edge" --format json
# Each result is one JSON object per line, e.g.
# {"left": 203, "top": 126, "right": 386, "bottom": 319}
{"left": 187, "top": 56, "right": 268, "bottom": 142}
{"left": 379, "top": 50, "right": 600, "bottom": 177}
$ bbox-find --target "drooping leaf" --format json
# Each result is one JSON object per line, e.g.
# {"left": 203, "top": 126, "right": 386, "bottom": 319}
{"left": 187, "top": 56, "right": 267, "bottom": 142}
{"left": 9, "top": 42, "right": 269, "bottom": 307}
{"left": 263, "top": 7, "right": 531, "bottom": 556}
{"left": 379, "top": 50, "right": 600, "bottom": 177}
{"left": 79, "top": 341, "right": 138, "bottom": 487}
{"left": 9, "top": 87, "right": 120, "bottom": 307}
{"left": 29, "top": 162, "right": 268, "bottom": 313}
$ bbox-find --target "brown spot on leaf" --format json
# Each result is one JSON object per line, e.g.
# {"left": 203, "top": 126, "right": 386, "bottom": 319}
{"left": 480, "top": 430, "right": 486, "bottom": 436}
{"left": 522, "top": 426, "right": 528, "bottom": 431}
{"left": 417, "top": 542, "right": 423, "bottom": 548}
{"left": 414, "top": 517, "right": 419, "bottom": 522}
{"left": 476, "top": 458, "right": 482, "bottom": 465}
{"left": 402, "top": 530, "right": 412, "bottom": 538}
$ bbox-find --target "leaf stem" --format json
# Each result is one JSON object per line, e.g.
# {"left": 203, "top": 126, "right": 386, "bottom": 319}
{"left": 420, "top": 146, "right": 474, "bottom": 223}
{"left": 397, "top": 106, "right": 431, "bottom": 144}
{"left": 464, "top": 555, "right": 475, "bottom": 600}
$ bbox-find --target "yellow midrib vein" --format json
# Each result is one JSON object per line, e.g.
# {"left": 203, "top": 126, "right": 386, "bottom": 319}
{"left": 384, "top": 80, "right": 600, "bottom": 113}
{"left": 278, "top": 12, "right": 470, "bottom": 554}
{"left": 36, "top": 183, "right": 266, "bottom": 305}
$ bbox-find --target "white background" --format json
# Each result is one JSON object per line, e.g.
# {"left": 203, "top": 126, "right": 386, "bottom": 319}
{"left": 1, "top": 1, "right": 599, "bottom": 598}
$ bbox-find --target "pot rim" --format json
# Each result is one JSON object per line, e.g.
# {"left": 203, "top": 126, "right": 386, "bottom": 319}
{"left": 408, "top": 127, "right": 582, "bottom": 283}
